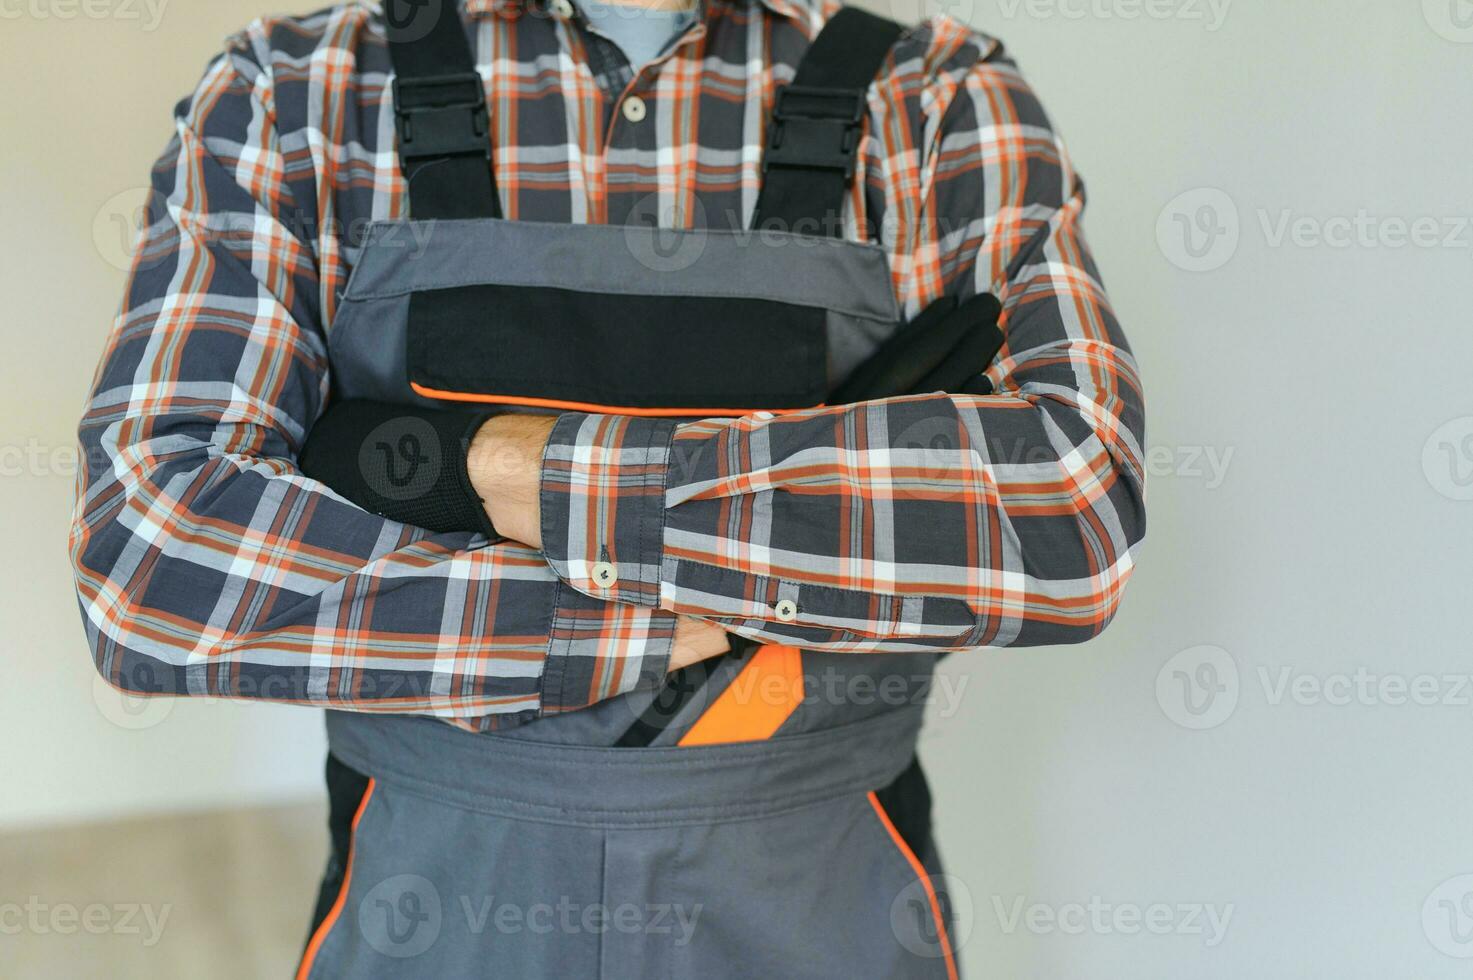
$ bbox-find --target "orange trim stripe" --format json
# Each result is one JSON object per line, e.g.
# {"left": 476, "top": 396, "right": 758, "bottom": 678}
{"left": 867, "top": 791, "right": 959, "bottom": 980}
{"left": 677, "top": 645, "right": 804, "bottom": 746}
{"left": 410, "top": 382, "right": 823, "bottom": 418}
{"left": 296, "top": 778, "right": 377, "bottom": 980}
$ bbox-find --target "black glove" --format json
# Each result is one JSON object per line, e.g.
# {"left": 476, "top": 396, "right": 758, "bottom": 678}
{"left": 298, "top": 399, "right": 498, "bottom": 537}
{"left": 831, "top": 291, "right": 1003, "bottom": 403}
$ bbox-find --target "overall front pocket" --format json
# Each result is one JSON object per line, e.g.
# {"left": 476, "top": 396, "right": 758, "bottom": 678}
{"left": 406, "top": 283, "right": 829, "bottom": 415}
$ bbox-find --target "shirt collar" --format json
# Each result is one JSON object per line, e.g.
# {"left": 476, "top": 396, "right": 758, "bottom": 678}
{"left": 461, "top": 0, "right": 816, "bottom": 23}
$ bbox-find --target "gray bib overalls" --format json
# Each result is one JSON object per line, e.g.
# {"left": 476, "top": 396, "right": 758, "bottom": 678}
{"left": 297, "top": 6, "right": 961, "bottom": 978}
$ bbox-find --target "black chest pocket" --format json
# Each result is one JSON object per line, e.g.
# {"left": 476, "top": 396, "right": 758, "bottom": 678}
{"left": 406, "top": 283, "right": 829, "bottom": 415}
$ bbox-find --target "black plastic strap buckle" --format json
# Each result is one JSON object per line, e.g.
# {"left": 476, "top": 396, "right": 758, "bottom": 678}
{"left": 392, "top": 71, "right": 489, "bottom": 161}
{"left": 762, "top": 85, "right": 867, "bottom": 179}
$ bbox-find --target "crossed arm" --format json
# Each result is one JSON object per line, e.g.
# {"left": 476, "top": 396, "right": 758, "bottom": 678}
{"left": 466, "top": 414, "right": 731, "bottom": 673}
{"left": 69, "top": 40, "right": 1144, "bottom": 731}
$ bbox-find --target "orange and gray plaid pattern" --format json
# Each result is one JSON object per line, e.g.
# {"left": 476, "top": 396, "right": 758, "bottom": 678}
{"left": 69, "top": 0, "right": 1145, "bottom": 729}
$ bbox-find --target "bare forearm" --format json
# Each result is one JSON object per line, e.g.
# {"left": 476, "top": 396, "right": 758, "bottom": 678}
{"left": 467, "top": 413, "right": 556, "bottom": 549}
{"left": 468, "top": 413, "right": 729, "bottom": 671}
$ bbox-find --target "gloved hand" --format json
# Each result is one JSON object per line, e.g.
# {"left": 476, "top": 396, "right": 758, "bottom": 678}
{"left": 831, "top": 291, "right": 1003, "bottom": 403}
{"left": 297, "top": 399, "right": 498, "bottom": 538}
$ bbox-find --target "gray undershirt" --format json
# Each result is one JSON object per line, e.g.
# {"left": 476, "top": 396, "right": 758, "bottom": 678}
{"left": 577, "top": 0, "right": 697, "bottom": 70}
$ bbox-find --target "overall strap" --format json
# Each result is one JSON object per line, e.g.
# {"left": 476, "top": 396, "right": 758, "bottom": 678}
{"left": 385, "top": 0, "right": 500, "bottom": 219}
{"left": 750, "top": 7, "right": 904, "bottom": 238}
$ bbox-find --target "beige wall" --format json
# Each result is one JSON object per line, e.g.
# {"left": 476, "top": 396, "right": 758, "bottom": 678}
{"left": 0, "top": 2, "right": 334, "bottom": 828}
{"left": 4, "top": 2, "right": 1473, "bottom": 977}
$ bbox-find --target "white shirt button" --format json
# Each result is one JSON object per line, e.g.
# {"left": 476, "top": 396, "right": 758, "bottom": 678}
{"left": 774, "top": 599, "right": 799, "bottom": 622}
{"left": 549, "top": 0, "right": 574, "bottom": 18}
{"left": 621, "top": 96, "right": 648, "bottom": 123}
{"left": 591, "top": 562, "right": 619, "bottom": 589}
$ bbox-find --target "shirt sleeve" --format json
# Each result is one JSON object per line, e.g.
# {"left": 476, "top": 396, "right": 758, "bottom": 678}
{"left": 538, "top": 39, "right": 1146, "bottom": 653}
{"left": 67, "top": 40, "right": 672, "bottom": 728}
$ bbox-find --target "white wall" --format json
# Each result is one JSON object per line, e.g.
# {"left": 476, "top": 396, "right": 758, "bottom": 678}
{"left": 2, "top": 1, "right": 1470, "bottom": 976}
{"left": 905, "top": 1, "right": 1473, "bottom": 977}
{"left": 0, "top": 3, "right": 332, "bottom": 829}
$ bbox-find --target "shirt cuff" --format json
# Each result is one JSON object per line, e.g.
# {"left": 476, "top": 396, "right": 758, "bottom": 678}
{"left": 540, "top": 580, "right": 677, "bottom": 714}
{"left": 539, "top": 412, "right": 676, "bottom": 607}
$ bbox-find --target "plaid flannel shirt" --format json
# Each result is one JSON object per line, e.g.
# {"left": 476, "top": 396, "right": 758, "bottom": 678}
{"left": 70, "top": 0, "right": 1146, "bottom": 729}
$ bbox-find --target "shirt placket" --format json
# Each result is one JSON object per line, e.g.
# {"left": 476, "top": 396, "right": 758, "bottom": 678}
{"left": 469, "top": 0, "right": 803, "bottom": 226}
{"left": 538, "top": 0, "right": 712, "bottom": 224}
